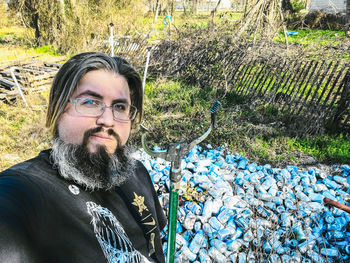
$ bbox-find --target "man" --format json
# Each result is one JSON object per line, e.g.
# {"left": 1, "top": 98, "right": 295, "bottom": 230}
{"left": 0, "top": 52, "right": 167, "bottom": 263}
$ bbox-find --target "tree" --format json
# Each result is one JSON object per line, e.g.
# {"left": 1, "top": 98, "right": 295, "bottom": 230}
{"left": 346, "top": 0, "right": 350, "bottom": 38}
{"left": 281, "top": 0, "right": 294, "bottom": 13}
{"left": 211, "top": 0, "right": 222, "bottom": 19}
{"left": 8, "top": 0, "right": 41, "bottom": 45}
{"left": 236, "top": 0, "right": 288, "bottom": 43}
{"left": 8, "top": 0, "right": 140, "bottom": 53}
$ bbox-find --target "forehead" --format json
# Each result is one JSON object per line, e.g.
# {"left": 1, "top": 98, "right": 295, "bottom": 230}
{"left": 73, "top": 69, "right": 130, "bottom": 102}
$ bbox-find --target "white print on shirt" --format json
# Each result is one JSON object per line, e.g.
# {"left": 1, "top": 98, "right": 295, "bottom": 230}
{"left": 86, "top": 201, "right": 152, "bottom": 263}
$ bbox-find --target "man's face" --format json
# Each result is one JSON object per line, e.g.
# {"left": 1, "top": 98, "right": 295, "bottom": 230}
{"left": 57, "top": 69, "right": 132, "bottom": 154}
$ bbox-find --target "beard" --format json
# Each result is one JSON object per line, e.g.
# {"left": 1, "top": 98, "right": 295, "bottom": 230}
{"left": 50, "top": 126, "right": 136, "bottom": 191}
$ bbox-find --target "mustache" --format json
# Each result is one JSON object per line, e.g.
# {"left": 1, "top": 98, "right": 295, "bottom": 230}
{"left": 82, "top": 126, "right": 120, "bottom": 148}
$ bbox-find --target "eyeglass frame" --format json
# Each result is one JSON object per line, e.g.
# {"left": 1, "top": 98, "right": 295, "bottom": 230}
{"left": 70, "top": 97, "right": 138, "bottom": 121}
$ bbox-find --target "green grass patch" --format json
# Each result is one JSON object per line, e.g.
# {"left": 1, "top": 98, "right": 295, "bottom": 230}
{"left": 0, "top": 26, "right": 27, "bottom": 39}
{"left": 290, "top": 134, "right": 350, "bottom": 164}
{"left": 276, "top": 29, "right": 345, "bottom": 46}
{"left": 34, "top": 45, "right": 61, "bottom": 56}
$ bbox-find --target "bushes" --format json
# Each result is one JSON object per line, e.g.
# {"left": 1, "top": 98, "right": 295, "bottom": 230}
{"left": 286, "top": 10, "right": 346, "bottom": 30}
{"left": 7, "top": 0, "right": 147, "bottom": 54}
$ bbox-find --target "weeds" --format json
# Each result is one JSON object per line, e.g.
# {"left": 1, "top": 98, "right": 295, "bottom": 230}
{"left": 290, "top": 134, "right": 350, "bottom": 164}
{"left": 0, "top": 89, "right": 51, "bottom": 171}
{"left": 277, "top": 29, "right": 346, "bottom": 46}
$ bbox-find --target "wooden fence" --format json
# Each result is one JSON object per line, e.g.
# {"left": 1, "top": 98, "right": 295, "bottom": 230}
{"left": 227, "top": 56, "right": 350, "bottom": 134}
{"left": 147, "top": 39, "right": 350, "bottom": 135}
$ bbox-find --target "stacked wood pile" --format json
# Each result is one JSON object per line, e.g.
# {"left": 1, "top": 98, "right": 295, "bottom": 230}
{"left": 0, "top": 60, "right": 62, "bottom": 101}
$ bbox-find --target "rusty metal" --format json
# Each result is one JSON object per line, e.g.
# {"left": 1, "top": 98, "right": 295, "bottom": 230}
{"left": 323, "top": 197, "right": 350, "bottom": 214}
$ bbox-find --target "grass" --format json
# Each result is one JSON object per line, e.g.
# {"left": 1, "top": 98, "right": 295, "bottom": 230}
{"left": 134, "top": 11, "right": 243, "bottom": 41}
{"left": 0, "top": 26, "right": 64, "bottom": 63}
{"left": 0, "top": 26, "right": 27, "bottom": 39}
{"left": 0, "top": 90, "right": 51, "bottom": 171}
{"left": 290, "top": 134, "right": 350, "bottom": 164}
{"left": 277, "top": 29, "right": 346, "bottom": 46}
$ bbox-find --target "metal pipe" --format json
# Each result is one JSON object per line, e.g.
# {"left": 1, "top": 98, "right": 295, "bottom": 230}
{"left": 10, "top": 67, "right": 29, "bottom": 108}
{"left": 166, "top": 181, "right": 179, "bottom": 263}
{"left": 142, "top": 47, "right": 152, "bottom": 94}
{"left": 110, "top": 23, "right": 114, "bottom": 57}
{"left": 323, "top": 197, "right": 350, "bottom": 214}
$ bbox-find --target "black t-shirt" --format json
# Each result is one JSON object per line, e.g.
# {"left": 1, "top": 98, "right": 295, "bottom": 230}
{"left": 0, "top": 150, "right": 167, "bottom": 263}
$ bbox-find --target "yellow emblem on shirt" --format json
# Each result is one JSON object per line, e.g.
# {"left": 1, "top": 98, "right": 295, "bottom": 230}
{"left": 132, "top": 192, "right": 149, "bottom": 214}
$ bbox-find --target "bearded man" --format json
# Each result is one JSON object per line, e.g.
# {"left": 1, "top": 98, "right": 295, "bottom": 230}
{"left": 0, "top": 52, "right": 166, "bottom": 263}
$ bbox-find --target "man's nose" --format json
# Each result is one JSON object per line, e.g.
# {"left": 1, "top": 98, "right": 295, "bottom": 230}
{"left": 96, "top": 106, "right": 114, "bottom": 127}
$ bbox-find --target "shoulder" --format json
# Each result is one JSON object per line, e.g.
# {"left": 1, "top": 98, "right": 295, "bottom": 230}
{"left": 0, "top": 150, "right": 55, "bottom": 215}
{"left": 130, "top": 160, "right": 155, "bottom": 187}
{"left": 0, "top": 149, "right": 54, "bottom": 178}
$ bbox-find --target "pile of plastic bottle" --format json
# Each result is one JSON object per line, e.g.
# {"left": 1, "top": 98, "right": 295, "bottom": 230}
{"left": 136, "top": 145, "right": 350, "bottom": 262}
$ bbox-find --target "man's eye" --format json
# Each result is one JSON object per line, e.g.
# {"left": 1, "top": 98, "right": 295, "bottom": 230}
{"left": 81, "top": 99, "right": 100, "bottom": 106}
{"left": 113, "top": 103, "right": 127, "bottom": 111}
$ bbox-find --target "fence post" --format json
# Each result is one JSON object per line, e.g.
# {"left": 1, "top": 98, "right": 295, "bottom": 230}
{"left": 109, "top": 23, "right": 114, "bottom": 57}
{"left": 331, "top": 67, "right": 350, "bottom": 132}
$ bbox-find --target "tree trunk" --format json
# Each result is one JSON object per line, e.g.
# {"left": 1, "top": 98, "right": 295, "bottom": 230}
{"left": 33, "top": 12, "right": 40, "bottom": 46}
{"left": 153, "top": 0, "right": 160, "bottom": 23}
{"left": 192, "top": 0, "right": 198, "bottom": 15}
{"left": 169, "top": 0, "right": 174, "bottom": 17}
{"left": 182, "top": 0, "right": 187, "bottom": 15}
{"left": 281, "top": 0, "right": 294, "bottom": 13}
{"left": 346, "top": 0, "right": 350, "bottom": 38}
{"left": 211, "top": 0, "right": 222, "bottom": 21}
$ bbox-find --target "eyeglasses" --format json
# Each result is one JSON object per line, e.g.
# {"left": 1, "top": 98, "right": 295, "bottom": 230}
{"left": 71, "top": 97, "right": 138, "bottom": 121}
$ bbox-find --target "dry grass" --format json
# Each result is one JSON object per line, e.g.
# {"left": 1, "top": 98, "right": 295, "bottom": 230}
{"left": 0, "top": 89, "right": 51, "bottom": 170}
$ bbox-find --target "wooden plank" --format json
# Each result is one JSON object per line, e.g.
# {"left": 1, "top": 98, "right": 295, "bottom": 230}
{"left": 321, "top": 63, "right": 347, "bottom": 110}
{"left": 256, "top": 62, "right": 280, "bottom": 97}
{"left": 246, "top": 63, "right": 270, "bottom": 97}
{"left": 281, "top": 60, "right": 310, "bottom": 112}
{"left": 268, "top": 59, "right": 296, "bottom": 104}
{"left": 241, "top": 62, "right": 260, "bottom": 96}
{"left": 231, "top": 60, "right": 252, "bottom": 93}
{"left": 227, "top": 55, "right": 249, "bottom": 93}
{"left": 237, "top": 59, "right": 258, "bottom": 94}
{"left": 284, "top": 60, "right": 315, "bottom": 113}
{"left": 305, "top": 61, "right": 334, "bottom": 119}
{"left": 244, "top": 63, "right": 266, "bottom": 97}
{"left": 298, "top": 60, "right": 327, "bottom": 116}
{"left": 44, "top": 62, "right": 62, "bottom": 68}
{"left": 0, "top": 77, "right": 15, "bottom": 88}
{"left": 0, "top": 71, "right": 28, "bottom": 80}
{"left": 290, "top": 60, "right": 320, "bottom": 115}
{"left": 327, "top": 69, "right": 350, "bottom": 127}
{"left": 276, "top": 60, "right": 303, "bottom": 105}
{"left": 270, "top": 59, "right": 299, "bottom": 104}
{"left": 316, "top": 61, "right": 341, "bottom": 106}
